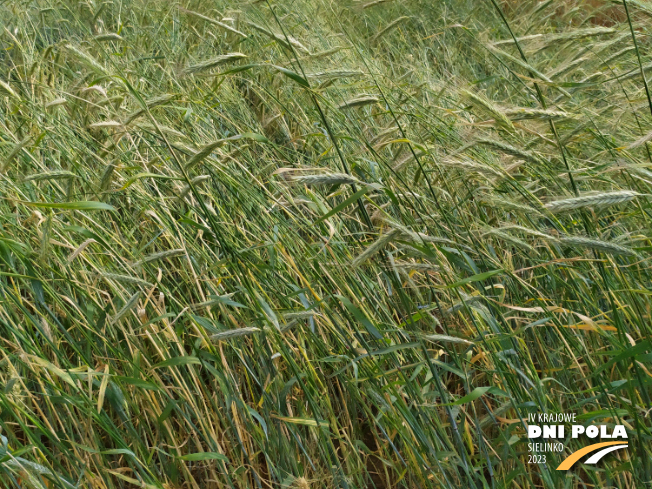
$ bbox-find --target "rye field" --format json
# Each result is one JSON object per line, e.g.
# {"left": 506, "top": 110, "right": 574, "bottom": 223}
{"left": 0, "top": 0, "right": 651, "bottom": 487}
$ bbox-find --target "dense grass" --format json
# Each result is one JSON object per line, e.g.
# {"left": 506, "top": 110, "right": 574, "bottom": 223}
{"left": 0, "top": 0, "right": 651, "bottom": 487}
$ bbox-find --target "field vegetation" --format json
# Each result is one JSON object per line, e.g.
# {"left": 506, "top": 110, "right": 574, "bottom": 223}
{"left": 0, "top": 0, "right": 651, "bottom": 487}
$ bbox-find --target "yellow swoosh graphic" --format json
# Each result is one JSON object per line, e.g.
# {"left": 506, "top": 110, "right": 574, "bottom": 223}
{"left": 556, "top": 442, "right": 627, "bottom": 470}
